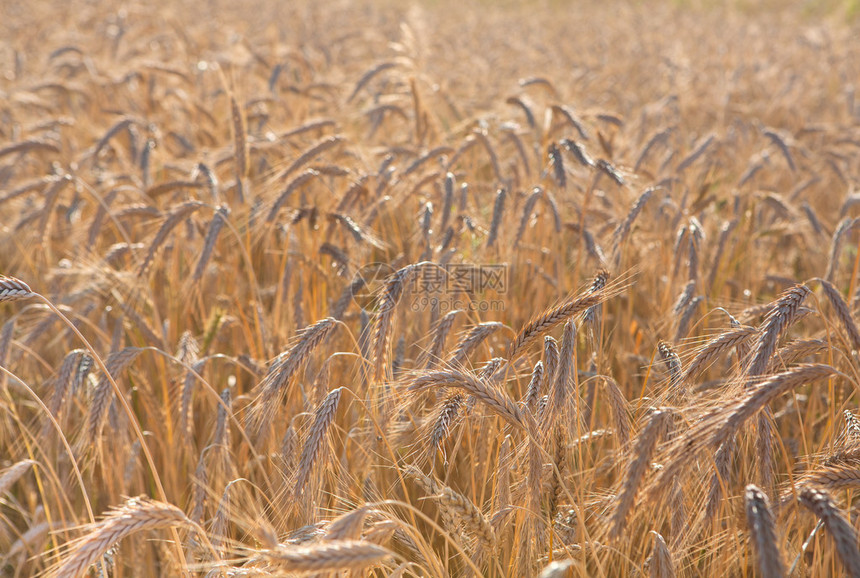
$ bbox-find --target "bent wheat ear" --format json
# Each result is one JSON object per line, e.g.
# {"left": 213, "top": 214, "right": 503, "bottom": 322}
{"left": 649, "top": 364, "right": 836, "bottom": 502}
{"left": 815, "top": 278, "right": 860, "bottom": 351}
{"left": 610, "top": 409, "right": 671, "bottom": 540}
{"left": 798, "top": 486, "right": 860, "bottom": 577}
{"left": 0, "top": 460, "right": 36, "bottom": 496}
{"left": 294, "top": 387, "right": 343, "bottom": 497}
{"left": 509, "top": 291, "right": 604, "bottom": 360}
{"left": 0, "top": 275, "right": 33, "bottom": 302}
{"left": 54, "top": 497, "right": 194, "bottom": 578}
{"left": 745, "top": 485, "right": 785, "bottom": 578}
{"left": 409, "top": 370, "right": 529, "bottom": 431}
{"left": 646, "top": 530, "right": 675, "bottom": 578}
{"left": 448, "top": 321, "right": 504, "bottom": 367}
{"left": 247, "top": 317, "right": 338, "bottom": 438}
{"left": 746, "top": 284, "right": 811, "bottom": 378}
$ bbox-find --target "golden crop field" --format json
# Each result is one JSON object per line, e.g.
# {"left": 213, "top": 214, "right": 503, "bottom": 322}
{"left": 2, "top": 0, "right": 860, "bottom": 575}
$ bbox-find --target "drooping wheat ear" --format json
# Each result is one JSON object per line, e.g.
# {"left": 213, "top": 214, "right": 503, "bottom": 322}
{"left": 193, "top": 162, "right": 219, "bottom": 202}
{"left": 279, "top": 135, "right": 345, "bottom": 181}
{"left": 180, "top": 359, "right": 206, "bottom": 443}
{"left": 267, "top": 168, "right": 319, "bottom": 222}
{"left": 596, "top": 158, "right": 625, "bottom": 185}
{"left": 757, "top": 412, "right": 776, "bottom": 490}
{"left": 419, "top": 201, "right": 433, "bottom": 241}
{"left": 634, "top": 126, "right": 672, "bottom": 171}
{"left": 0, "top": 318, "right": 14, "bottom": 370}
{"left": 348, "top": 60, "right": 398, "bottom": 102}
{"left": 406, "top": 465, "right": 496, "bottom": 554}
{"left": 682, "top": 326, "right": 756, "bottom": 383}
{"left": 762, "top": 128, "right": 796, "bottom": 171}
{"left": 86, "top": 347, "right": 144, "bottom": 446}
{"left": 0, "top": 139, "right": 60, "bottom": 159}
{"left": 612, "top": 186, "right": 657, "bottom": 262}
{"left": 486, "top": 187, "right": 507, "bottom": 248}
{"left": 439, "top": 172, "right": 455, "bottom": 234}
{"left": 137, "top": 201, "right": 204, "bottom": 277}
{"left": 0, "top": 275, "right": 33, "bottom": 302}
{"left": 54, "top": 497, "right": 195, "bottom": 578}
{"left": 744, "top": 485, "right": 786, "bottom": 578}
{"left": 424, "top": 309, "right": 462, "bottom": 369}
{"left": 473, "top": 129, "right": 504, "bottom": 183}
{"left": 610, "top": 409, "right": 671, "bottom": 540}
{"left": 702, "top": 435, "right": 737, "bottom": 531}
{"left": 279, "top": 420, "right": 297, "bottom": 478}
{"left": 192, "top": 205, "right": 230, "bottom": 282}
{"left": 746, "top": 284, "right": 811, "bottom": 378}
{"left": 772, "top": 338, "right": 827, "bottom": 369}
{"left": 542, "top": 334, "right": 559, "bottom": 388}
{"left": 548, "top": 143, "right": 566, "bottom": 189}
{"left": 515, "top": 187, "right": 544, "bottom": 246}
{"left": 0, "top": 459, "right": 36, "bottom": 496}
{"left": 189, "top": 454, "right": 208, "bottom": 525}
{"left": 686, "top": 217, "right": 704, "bottom": 283}
{"left": 92, "top": 117, "right": 134, "bottom": 159}
{"left": 509, "top": 290, "right": 605, "bottom": 361}
{"left": 479, "top": 357, "right": 506, "bottom": 381}
{"left": 797, "top": 486, "right": 860, "bottom": 576}
{"left": 409, "top": 370, "right": 529, "bottom": 431}
{"left": 430, "top": 393, "right": 464, "bottom": 454}
{"left": 675, "top": 296, "right": 703, "bottom": 343}
{"left": 46, "top": 349, "right": 85, "bottom": 421}
{"left": 600, "top": 376, "right": 630, "bottom": 447}
{"left": 825, "top": 217, "right": 857, "bottom": 282}
{"left": 230, "top": 96, "right": 247, "bottom": 182}
{"left": 262, "top": 540, "right": 391, "bottom": 572}
{"left": 648, "top": 364, "right": 836, "bottom": 503}
{"left": 545, "top": 320, "right": 577, "bottom": 429}
{"left": 213, "top": 387, "right": 231, "bottom": 449}
{"left": 560, "top": 137, "right": 595, "bottom": 167}
{"left": 677, "top": 133, "right": 716, "bottom": 172}
{"left": 294, "top": 387, "right": 343, "bottom": 497}
{"left": 247, "top": 317, "right": 337, "bottom": 439}
{"left": 815, "top": 278, "right": 860, "bottom": 350}
{"left": 324, "top": 506, "right": 372, "bottom": 541}
{"left": 331, "top": 274, "right": 367, "bottom": 320}
{"left": 706, "top": 219, "right": 738, "bottom": 291}
{"left": 657, "top": 341, "right": 683, "bottom": 396}
{"left": 495, "top": 434, "right": 513, "bottom": 511}
{"left": 552, "top": 103, "right": 589, "bottom": 138}
{"left": 792, "top": 463, "right": 860, "bottom": 494}
{"left": 523, "top": 360, "right": 544, "bottom": 409}
{"left": 548, "top": 427, "right": 566, "bottom": 520}
{"left": 544, "top": 189, "right": 562, "bottom": 232}
{"left": 372, "top": 263, "right": 422, "bottom": 381}
{"left": 645, "top": 530, "right": 675, "bottom": 578}
{"left": 583, "top": 269, "right": 610, "bottom": 327}
{"left": 330, "top": 212, "right": 385, "bottom": 248}
{"left": 447, "top": 321, "right": 504, "bottom": 367}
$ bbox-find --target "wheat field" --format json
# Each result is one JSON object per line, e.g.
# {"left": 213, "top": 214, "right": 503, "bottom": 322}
{"left": 2, "top": 0, "right": 860, "bottom": 576}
